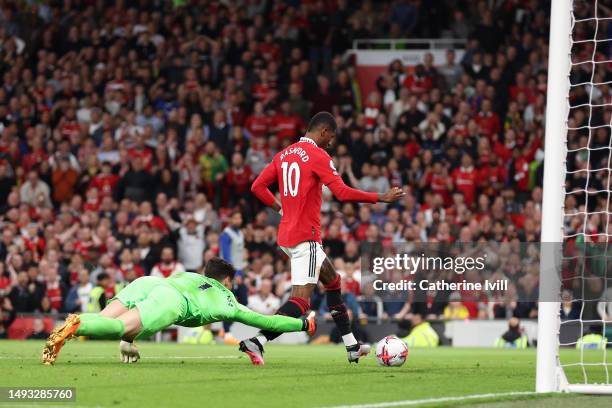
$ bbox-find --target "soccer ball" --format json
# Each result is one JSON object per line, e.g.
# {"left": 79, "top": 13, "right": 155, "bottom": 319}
{"left": 375, "top": 335, "right": 408, "bottom": 367}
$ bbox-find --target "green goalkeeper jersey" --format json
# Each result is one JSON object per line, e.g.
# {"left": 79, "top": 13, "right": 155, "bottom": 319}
{"left": 166, "top": 272, "right": 303, "bottom": 332}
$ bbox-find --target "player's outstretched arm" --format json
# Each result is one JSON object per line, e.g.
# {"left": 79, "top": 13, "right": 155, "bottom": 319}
{"left": 327, "top": 180, "right": 405, "bottom": 204}
{"left": 232, "top": 304, "right": 316, "bottom": 335}
{"left": 314, "top": 151, "right": 405, "bottom": 204}
{"left": 326, "top": 178, "right": 379, "bottom": 203}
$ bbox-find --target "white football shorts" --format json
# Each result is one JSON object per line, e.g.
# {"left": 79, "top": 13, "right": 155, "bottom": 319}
{"left": 280, "top": 240, "right": 327, "bottom": 286}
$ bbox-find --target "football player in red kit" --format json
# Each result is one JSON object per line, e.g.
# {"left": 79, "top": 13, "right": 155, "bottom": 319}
{"left": 242, "top": 111, "right": 404, "bottom": 365}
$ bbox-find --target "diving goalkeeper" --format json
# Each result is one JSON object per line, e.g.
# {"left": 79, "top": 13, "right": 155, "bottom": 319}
{"left": 42, "top": 257, "right": 316, "bottom": 365}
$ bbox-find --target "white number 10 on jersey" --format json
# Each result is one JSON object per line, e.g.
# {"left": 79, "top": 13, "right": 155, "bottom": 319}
{"left": 281, "top": 161, "right": 300, "bottom": 197}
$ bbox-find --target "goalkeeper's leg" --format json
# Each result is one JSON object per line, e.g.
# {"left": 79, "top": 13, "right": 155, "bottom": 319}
{"left": 77, "top": 308, "right": 143, "bottom": 339}
{"left": 97, "top": 299, "right": 142, "bottom": 361}
{"left": 42, "top": 307, "right": 143, "bottom": 365}
{"left": 43, "top": 282, "right": 185, "bottom": 365}
{"left": 100, "top": 298, "right": 129, "bottom": 317}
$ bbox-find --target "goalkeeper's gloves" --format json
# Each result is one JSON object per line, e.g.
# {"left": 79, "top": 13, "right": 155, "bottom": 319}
{"left": 119, "top": 340, "right": 140, "bottom": 363}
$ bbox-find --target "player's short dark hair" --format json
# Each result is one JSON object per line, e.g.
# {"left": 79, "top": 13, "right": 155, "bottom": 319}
{"left": 307, "top": 111, "right": 337, "bottom": 132}
{"left": 204, "top": 257, "right": 236, "bottom": 281}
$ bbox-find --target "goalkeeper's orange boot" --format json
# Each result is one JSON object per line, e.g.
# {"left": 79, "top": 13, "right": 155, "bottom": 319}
{"left": 305, "top": 311, "right": 317, "bottom": 336}
{"left": 42, "top": 314, "right": 81, "bottom": 365}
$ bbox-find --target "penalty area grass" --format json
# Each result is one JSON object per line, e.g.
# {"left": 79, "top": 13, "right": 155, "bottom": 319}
{"left": 0, "top": 341, "right": 611, "bottom": 407}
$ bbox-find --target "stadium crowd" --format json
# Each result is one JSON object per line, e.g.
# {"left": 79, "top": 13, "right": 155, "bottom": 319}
{"left": 0, "top": 0, "right": 610, "bottom": 338}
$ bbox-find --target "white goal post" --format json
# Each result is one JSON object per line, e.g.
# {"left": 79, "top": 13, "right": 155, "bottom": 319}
{"left": 537, "top": 0, "right": 612, "bottom": 394}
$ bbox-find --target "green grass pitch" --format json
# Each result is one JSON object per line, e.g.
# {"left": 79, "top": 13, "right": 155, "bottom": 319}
{"left": 1, "top": 340, "right": 611, "bottom": 407}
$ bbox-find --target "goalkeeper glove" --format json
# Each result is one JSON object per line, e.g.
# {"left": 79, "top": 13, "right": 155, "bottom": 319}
{"left": 119, "top": 340, "right": 140, "bottom": 363}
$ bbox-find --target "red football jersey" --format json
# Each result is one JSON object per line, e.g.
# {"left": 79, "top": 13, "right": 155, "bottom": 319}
{"left": 451, "top": 166, "right": 477, "bottom": 207}
{"left": 90, "top": 174, "right": 119, "bottom": 197}
{"left": 252, "top": 137, "right": 378, "bottom": 247}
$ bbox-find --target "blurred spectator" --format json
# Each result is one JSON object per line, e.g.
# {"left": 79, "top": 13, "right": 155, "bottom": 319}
{"left": 322, "top": 224, "right": 345, "bottom": 259}
{"left": 65, "top": 268, "right": 94, "bottom": 313}
{"left": 51, "top": 157, "right": 79, "bottom": 204}
{"left": 246, "top": 136, "right": 273, "bottom": 176}
{"left": 151, "top": 247, "right": 185, "bottom": 278}
{"left": 116, "top": 157, "right": 155, "bottom": 203}
{"left": 576, "top": 325, "right": 607, "bottom": 350}
{"left": 560, "top": 290, "right": 581, "bottom": 321}
{"left": 225, "top": 153, "right": 253, "bottom": 206}
{"left": 247, "top": 278, "right": 280, "bottom": 315}
{"left": 220, "top": 211, "right": 247, "bottom": 274}
{"left": 439, "top": 49, "right": 464, "bottom": 89}
{"left": 0, "top": 295, "right": 15, "bottom": 339}
{"left": 90, "top": 162, "right": 120, "bottom": 199}
{"left": 173, "top": 218, "right": 205, "bottom": 273}
{"left": 443, "top": 292, "right": 470, "bottom": 320}
{"left": 403, "top": 313, "right": 440, "bottom": 348}
{"left": 118, "top": 249, "right": 145, "bottom": 281}
{"left": 451, "top": 154, "right": 477, "bottom": 208}
{"left": 26, "top": 318, "right": 49, "bottom": 340}
{"left": 494, "top": 317, "right": 528, "bottom": 348}
{"left": 0, "top": 162, "right": 15, "bottom": 204}
{"left": 403, "top": 65, "right": 433, "bottom": 96}
{"left": 19, "top": 169, "right": 51, "bottom": 208}
{"left": 272, "top": 100, "right": 306, "bottom": 144}
{"left": 43, "top": 265, "right": 67, "bottom": 313}
{"left": 348, "top": 164, "right": 390, "bottom": 195}
{"left": 199, "top": 141, "right": 229, "bottom": 207}
{"left": 342, "top": 263, "right": 361, "bottom": 298}
{"left": 245, "top": 102, "right": 271, "bottom": 140}
{"left": 9, "top": 272, "right": 40, "bottom": 313}
{"left": 89, "top": 273, "right": 115, "bottom": 313}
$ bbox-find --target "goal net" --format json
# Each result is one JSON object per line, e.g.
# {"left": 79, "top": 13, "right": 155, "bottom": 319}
{"left": 537, "top": 0, "right": 612, "bottom": 393}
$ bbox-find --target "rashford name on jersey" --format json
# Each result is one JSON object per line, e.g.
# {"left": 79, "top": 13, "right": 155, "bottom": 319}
{"left": 279, "top": 146, "right": 310, "bottom": 162}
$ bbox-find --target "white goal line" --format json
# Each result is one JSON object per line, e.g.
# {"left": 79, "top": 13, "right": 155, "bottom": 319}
{"left": 318, "top": 391, "right": 537, "bottom": 408}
